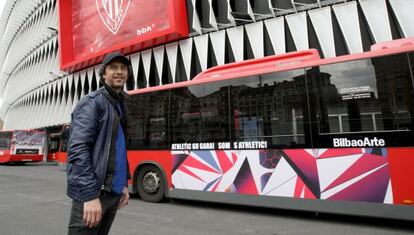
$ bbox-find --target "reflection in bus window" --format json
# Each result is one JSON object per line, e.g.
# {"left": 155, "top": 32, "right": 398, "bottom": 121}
{"left": 126, "top": 91, "right": 169, "bottom": 149}
{"left": 170, "top": 87, "right": 201, "bottom": 143}
{"left": 170, "top": 80, "right": 230, "bottom": 143}
{"left": 316, "top": 53, "right": 414, "bottom": 134}
{"left": 228, "top": 76, "right": 261, "bottom": 142}
{"left": 374, "top": 53, "right": 414, "bottom": 131}
{"left": 197, "top": 81, "right": 230, "bottom": 143}
{"left": 229, "top": 71, "right": 309, "bottom": 148}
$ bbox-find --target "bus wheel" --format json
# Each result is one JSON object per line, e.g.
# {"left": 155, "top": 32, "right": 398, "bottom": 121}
{"left": 136, "top": 165, "right": 165, "bottom": 202}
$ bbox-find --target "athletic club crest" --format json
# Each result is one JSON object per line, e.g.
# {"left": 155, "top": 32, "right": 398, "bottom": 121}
{"left": 96, "top": 0, "right": 131, "bottom": 34}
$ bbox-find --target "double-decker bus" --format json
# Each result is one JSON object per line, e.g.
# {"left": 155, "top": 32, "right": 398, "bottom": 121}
{"left": 47, "top": 125, "right": 69, "bottom": 165}
{"left": 125, "top": 38, "right": 414, "bottom": 221}
{"left": 0, "top": 129, "right": 46, "bottom": 164}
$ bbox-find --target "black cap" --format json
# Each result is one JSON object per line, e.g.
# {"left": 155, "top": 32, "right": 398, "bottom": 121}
{"left": 99, "top": 52, "right": 131, "bottom": 78}
{"left": 102, "top": 51, "right": 130, "bottom": 66}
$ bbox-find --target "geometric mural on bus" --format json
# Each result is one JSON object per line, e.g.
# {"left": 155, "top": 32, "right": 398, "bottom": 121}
{"left": 171, "top": 148, "right": 392, "bottom": 204}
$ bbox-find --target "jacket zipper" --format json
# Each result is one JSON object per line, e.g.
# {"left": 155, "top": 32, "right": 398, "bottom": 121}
{"left": 100, "top": 104, "right": 120, "bottom": 193}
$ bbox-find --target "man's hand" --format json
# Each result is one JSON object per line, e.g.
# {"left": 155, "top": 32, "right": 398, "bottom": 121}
{"left": 83, "top": 198, "right": 102, "bottom": 228}
{"left": 118, "top": 187, "right": 129, "bottom": 209}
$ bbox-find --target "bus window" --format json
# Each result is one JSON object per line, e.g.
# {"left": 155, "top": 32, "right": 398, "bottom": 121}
{"left": 410, "top": 53, "right": 414, "bottom": 86}
{"left": 312, "top": 52, "right": 414, "bottom": 147}
{"left": 196, "top": 81, "right": 230, "bottom": 142}
{"left": 126, "top": 90, "right": 170, "bottom": 149}
{"left": 60, "top": 128, "right": 69, "bottom": 152}
{"left": 170, "top": 87, "right": 202, "bottom": 142}
{"left": 0, "top": 132, "right": 12, "bottom": 150}
{"left": 229, "top": 70, "right": 310, "bottom": 148}
{"left": 61, "top": 140, "right": 68, "bottom": 152}
{"left": 260, "top": 69, "right": 309, "bottom": 147}
{"left": 228, "top": 76, "right": 261, "bottom": 142}
{"left": 48, "top": 137, "right": 59, "bottom": 152}
{"left": 373, "top": 53, "right": 414, "bottom": 132}
{"left": 170, "top": 80, "right": 230, "bottom": 143}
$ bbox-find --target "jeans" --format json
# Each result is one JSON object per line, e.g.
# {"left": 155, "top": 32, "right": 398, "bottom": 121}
{"left": 68, "top": 191, "right": 122, "bottom": 235}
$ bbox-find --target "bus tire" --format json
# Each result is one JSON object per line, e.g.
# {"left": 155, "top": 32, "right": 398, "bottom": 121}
{"left": 136, "top": 165, "right": 165, "bottom": 203}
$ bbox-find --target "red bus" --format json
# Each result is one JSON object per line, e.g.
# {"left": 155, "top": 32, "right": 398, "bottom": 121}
{"left": 125, "top": 38, "right": 414, "bottom": 220}
{"left": 0, "top": 129, "right": 46, "bottom": 164}
{"left": 47, "top": 125, "right": 69, "bottom": 165}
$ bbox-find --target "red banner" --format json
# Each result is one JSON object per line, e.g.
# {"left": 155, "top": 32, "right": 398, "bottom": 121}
{"left": 58, "top": 0, "right": 188, "bottom": 72}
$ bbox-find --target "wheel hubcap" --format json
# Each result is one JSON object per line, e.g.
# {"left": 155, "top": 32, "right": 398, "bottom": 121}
{"left": 142, "top": 171, "right": 160, "bottom": 194}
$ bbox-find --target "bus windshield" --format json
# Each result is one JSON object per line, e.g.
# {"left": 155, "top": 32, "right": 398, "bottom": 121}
{"left": 13, "top": 130, "right": 45, "bottom": 146}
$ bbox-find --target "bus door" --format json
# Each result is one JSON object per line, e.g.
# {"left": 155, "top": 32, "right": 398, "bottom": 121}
{"left": 56, "top": 126, "right": 69, "bottom": 166}
{"left": 0, "top": 131, "right": 12, "bottom": 163}
{"left": 47, "top": 134, "right": 60, "bottom": 162}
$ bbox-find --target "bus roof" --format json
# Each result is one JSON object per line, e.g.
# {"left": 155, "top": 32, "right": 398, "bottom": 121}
{"left": 128, "top": 37, "right": 414, "bottom": 95}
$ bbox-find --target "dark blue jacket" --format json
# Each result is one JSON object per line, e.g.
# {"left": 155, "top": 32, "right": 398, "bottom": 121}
{"left": 66, "top": 86, "right": 128, "bottom": 202}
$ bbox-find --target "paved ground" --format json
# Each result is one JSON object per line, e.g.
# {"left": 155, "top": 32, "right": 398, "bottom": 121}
{"left": 0, "top": 162, "right": 413, "bottom": 235}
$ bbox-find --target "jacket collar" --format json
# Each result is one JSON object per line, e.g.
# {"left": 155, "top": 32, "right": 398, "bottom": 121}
{"left": 99, "top": 81, "right": 129, "bottom": 106}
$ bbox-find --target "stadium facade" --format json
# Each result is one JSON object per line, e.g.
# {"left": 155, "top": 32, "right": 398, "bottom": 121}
{"left": 0, "top": 0, "right": 413, "bottom": 131}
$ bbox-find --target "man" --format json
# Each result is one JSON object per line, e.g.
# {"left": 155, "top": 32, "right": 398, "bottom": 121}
{"left": 67, "top": 51, "right": 131, "bottom": 235}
